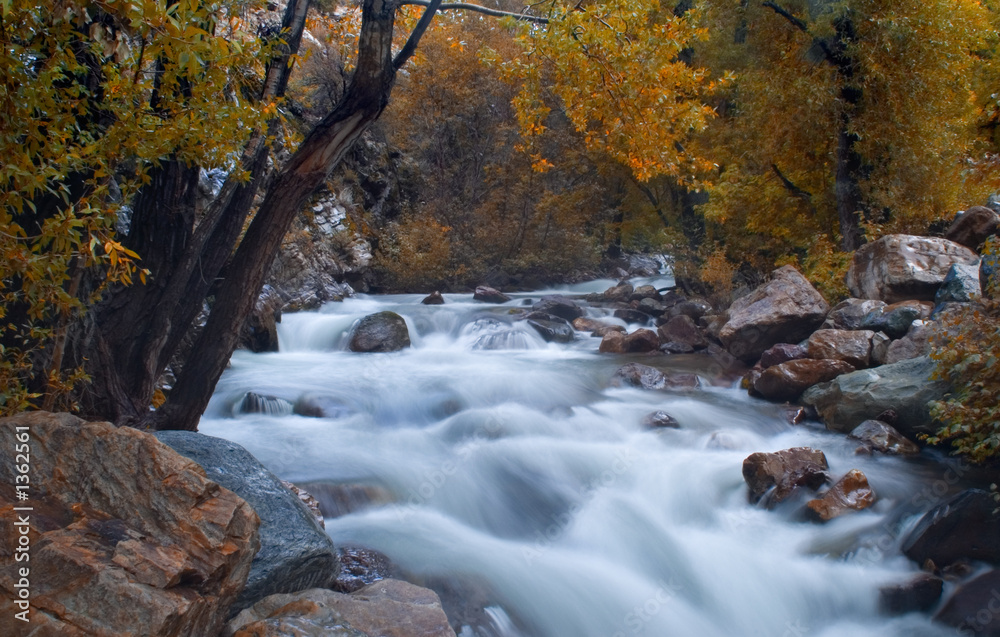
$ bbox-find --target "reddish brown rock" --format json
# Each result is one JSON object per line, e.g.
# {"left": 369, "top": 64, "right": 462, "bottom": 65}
{"left": 0, "top": 412, "right": 260, "bottom": 637}
{"left": 657, "top": 315, "right": 708, "bottom": 350}
{"left": 473, "top": 286, "right": 510, "bottom": 303}
{"left": 847, "top": 420, "right": 920, "bottom": 455}
{"left": 806, "top": 469, "right": 876, "bottom": 521}
{"left": 593, "top": 324, "right": 627, "bottom": 338}
{"left": 752, "top": 359, "right": 855, "bottom": 401}
{"left": 225, "top": 580, "right": 457, "bottom": 637}
{"left": 806, "top": 329, "right": 876, "bottom": 369}
{"left": 742, "top": 447, "right": 830, "bottom": 506}
{"left": 624, "top": 328, "right": 660, "bottom": 353}
{"left": 719, "top": 265, "right": 830, "bottom": 362}
{"left": 759, "top": 343, "right": 808, "bottom": 369}
{"left": 599, "top": 330, "right": 627, "bottom": 353}
{"left": 944, "top": 205, "right": 1000, "bottom": 251}
{"left": 602, "top": 283, "right": 634, "bottom": 302}
{"left": 846, "top": 234, "right": 980, "bottom": 303}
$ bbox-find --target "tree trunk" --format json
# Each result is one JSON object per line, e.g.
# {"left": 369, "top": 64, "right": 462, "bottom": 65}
{"left": 835, "top": 116, "right": 865, "bottom": 251}
{"left": 151, "top": 0, "right": 406, "bottom": 431}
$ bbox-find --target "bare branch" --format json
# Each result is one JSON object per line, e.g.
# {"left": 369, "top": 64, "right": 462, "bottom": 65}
{"left": 761, "top": 1, "right": 808, "bottom": 33}
{"left": 771, "top": 163, "right": 817, "bottom": 215}
{"left": 400, "top": 0, "right": 549, "bottom": 24}
{"left": 394, "top": 0, "right": 444, "bottom": 70}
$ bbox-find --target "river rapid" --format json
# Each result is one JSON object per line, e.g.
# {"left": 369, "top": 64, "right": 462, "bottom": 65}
{"left": 198, "top": 277, "right": 965, "bottom": 637}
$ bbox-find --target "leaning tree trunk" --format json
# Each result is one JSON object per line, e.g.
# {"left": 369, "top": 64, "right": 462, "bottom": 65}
{"left": 77, "top": 0, "right": 311, "bottom": 425}
{"left": 152, "top": 0, "right": 443, "bottom": 431}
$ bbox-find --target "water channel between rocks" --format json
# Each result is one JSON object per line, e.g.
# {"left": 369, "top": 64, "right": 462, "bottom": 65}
{"left": 199, "top": 277, "right": 967, "bottom": 637}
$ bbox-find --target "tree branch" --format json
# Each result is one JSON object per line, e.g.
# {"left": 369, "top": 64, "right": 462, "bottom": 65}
{"left": 761, "top": 1, "right": 807, "bottom": 33}
{"left": 400, "top": 0, "right": 549, "bottom": 25}
{"left": 771, "top": 163, "right": 817, "bottom": 215}
{"left": 394, "top": 0, "right": 444, "bottom": 69}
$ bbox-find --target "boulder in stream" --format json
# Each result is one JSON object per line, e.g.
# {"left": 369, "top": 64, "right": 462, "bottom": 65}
{"left": 934, "top": 569, "right": 1000, "bottom": 636}
{"left": 878, "top": 573, "right": 944, "bottom": 616}
{"left": 805, "top": 469, "right": 876, "bottom": 521}
{"left": 901, "top": 489, "right": 1000, "bottom": 569}
{"left": 0, "top": 412, "right": 259, "bottom": 637}
{"left": 532, "top": 295, "right": 584, "bottom": 322}
{"left": 742, "top": 447, "right": 830, "bottom": 506}
{"left": 155, "top": 431, "right": 340, "bottom": 613}
{"left": 422, "top": 291, "right": 445, "bottom": 305}
{"left": 224, "top": 580, "right": 457, "bottom": 637}
{"left": 473, "top": 286, "right": 511, "bottom": 303}
{"left": 349, "top": 311, "right": 411, "bottom": 352}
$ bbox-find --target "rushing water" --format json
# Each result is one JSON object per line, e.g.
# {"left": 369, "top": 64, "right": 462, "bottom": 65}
{"left": 199, "top": 278, "right": 964, "bottom": 637}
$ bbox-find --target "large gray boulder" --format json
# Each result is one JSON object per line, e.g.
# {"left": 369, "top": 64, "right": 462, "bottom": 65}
{"left": 719, "top": 265, "right": 830, "bottom": 362}
{"left": 801, "top": 356, "right": 949, "bottom": 436}
{"left": 348, "top": 311, "right": 411, "bottom": 353}
{"left": 155, "top": 431, "right": 340, "bottom": 613}
{"left": 846, "top": 234, "right": 979, "bottom": 303}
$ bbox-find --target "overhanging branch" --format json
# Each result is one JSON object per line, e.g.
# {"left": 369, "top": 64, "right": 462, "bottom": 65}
{"left": 401, "top": 0, "right": 549, "bottom": 24}
{"left": 394, "top": 0, "right": 444, "bottom": 69}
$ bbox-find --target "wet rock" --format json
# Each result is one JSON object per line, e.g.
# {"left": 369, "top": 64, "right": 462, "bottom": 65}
{"left": 0, "top": 413, "right": 259, "bottom": 637}
{"left": 602, "top": 282, "right": 634, "bottom": 302}
{"left": 155, "top": 431, "right": 339, "bottom": 612}
{"left": 611, "top": 363, "right": 700, "bottom": 391}
{"left": 348, "top": 311, "right": 411, "bottom": 352}
{"left": 572, "top": 317, "right": 606, "bottom": 333}
{"left": 753, "top": 359, "right": 855, "bottom": 401}
{"left": 239, "top": 391, "right": 294, "bottom": 416}
{"left": 759, "top": 343, "right": 808, "bottom": 369}
{"left": 282, "top": 481, "right": 325, "bottom": 529}
{"left": 334, "top": 547, "right": 393, "bottom": 593}
{"left": 613, "top": 308, "right": 651, "bottom": 325}
{"left": 801, "top": 356, "right": 950, "bottom": 436}
{"left": 422, "top": 291, "right": 445, "bottom": 305}
{"left": 668, "top": 299, "right": 713, "bottom": 322}
{"left": 241, "top": 285, "right": 283, "bottom": 353}
{"left": 599, "top": 330, "right": 627, "bottom": 353}
{"left": 473, "top": 286, "right": 511, "bottom": 304}
{"left": 660, "top": 341, "right": 695, "bottom": 354}
{"left": 805, "top": 469, "right": 876, "bottom": 521}
{"left": 901, "top": 489, "right": 1000, "bottom": 568}
{"left": 642, "top": 411, "right": 681, "bottom": 429}
{"left": 885, "top": 320, "right": 935, "bottom": 364}
{"left": 638, "top": 297, "right": 668, "bottom": 316}
{"left": 624, "top": 328, "right": 661, "bottom": 353}
{"left": 944, "top": 205, "right": 1000, "bottom": 251}
{"left": 870, "top": 331, "right": 892, "bottom": 366}
{"left": 847, "top": 420, "right": 920, "bottom": 455}
{"left": 719, "top": 265, "right": 830, "bottom": 362}
{"left": 296, "top": 482, "right": 394, "bottom": 519}
{"left": 224, "top": 580, "right": 457, "bottom": 637}
{"left": 827, "top": 298, "right": 887, "bottom": 330}
{"left": 593, "top": 323, "right": 627, "bottom": 338}
{"left": 935, "top": 262, "right": 981, "bottom": 303}
{"left": 861, "top": 300, "right": 934, "bottom": 339}
{"left": 806, "top": 329, "right": 875, "bottom": 369}
{"left": 630, "top": 284, "right": 660, "bottom": 301}
{"left": 878, "top": 573, "right": 944, "bottom": 615}
{"left": 657, "top": 315, "right": 708, "bottom": 350}
{"left": 934, "top": 570, "right": 1000, "bottom": 636}
{"left": 742, "top": 447, "right": 830, "bottom": 506}
{"left": 532, "top": 295, "right": 584, "bottom": 322}
{"left": 526, "top": 317, "right": 575, "bottom": 343}
{"left": 847, "top": 234, "right": 980, "bottom": 303}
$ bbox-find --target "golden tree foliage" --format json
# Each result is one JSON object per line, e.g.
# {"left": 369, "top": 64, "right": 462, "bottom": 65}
{"left": 697, "top": 0, "right": 997, "bottom": 271}
{"left": 501, "top": 0, "right": 721, "bottom": 183}
{"left": 0, "top": 0, "right": 269, "bottom": 412}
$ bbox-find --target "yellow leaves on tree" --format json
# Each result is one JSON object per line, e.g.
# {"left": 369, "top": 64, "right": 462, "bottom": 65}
{"left": 0, "top": 0, "right": 269, "bottom": 413}
{"left": 504, "top": 0, "right": 719, "bottom": 184}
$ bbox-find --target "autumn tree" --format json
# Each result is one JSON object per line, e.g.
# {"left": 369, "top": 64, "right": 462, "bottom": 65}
{"left": 697, "top": 0, "right": 997, "bottom": 269}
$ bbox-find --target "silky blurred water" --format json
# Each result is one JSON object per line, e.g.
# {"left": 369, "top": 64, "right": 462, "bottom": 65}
{"left": 199, "top": 279, "right": 962, "bottom": 637}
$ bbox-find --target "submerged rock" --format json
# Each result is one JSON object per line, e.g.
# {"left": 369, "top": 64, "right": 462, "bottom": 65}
{"left": 642, "top": 410, "right": 681, "bottom": 429}
{"left": 610, "top": 363, "right": 700, "bottom": 391}
{"left": 719, "top": 265, "right": 829, "bottom": 362}
{"left": 224, "top": 580, "right": 457, "bottom": 637}
{"left": 742, "top": 447, "right": 830, "bottom": 506}
{"left": 0, "top": 412, "right": 259, "bottom": 637}
{"left": 422, "top": 291, "right": 445, "bottom": 305}
{"left": 239, "top": 391, "right": 295, "bottom": 416}
{"left": 349, "top": 311, "right": 411, "bottom": 352}
{"left": 846, "top": 234, "right": 980, "bottom": 302}
{"left": 878, "top": 574, "right": 944, "bottom": 616}
{"left": 155, "top": 431, "right": 340, "bottom": 613}
{"left": 805, "top": 469, "right": 876, "bottom": 521}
